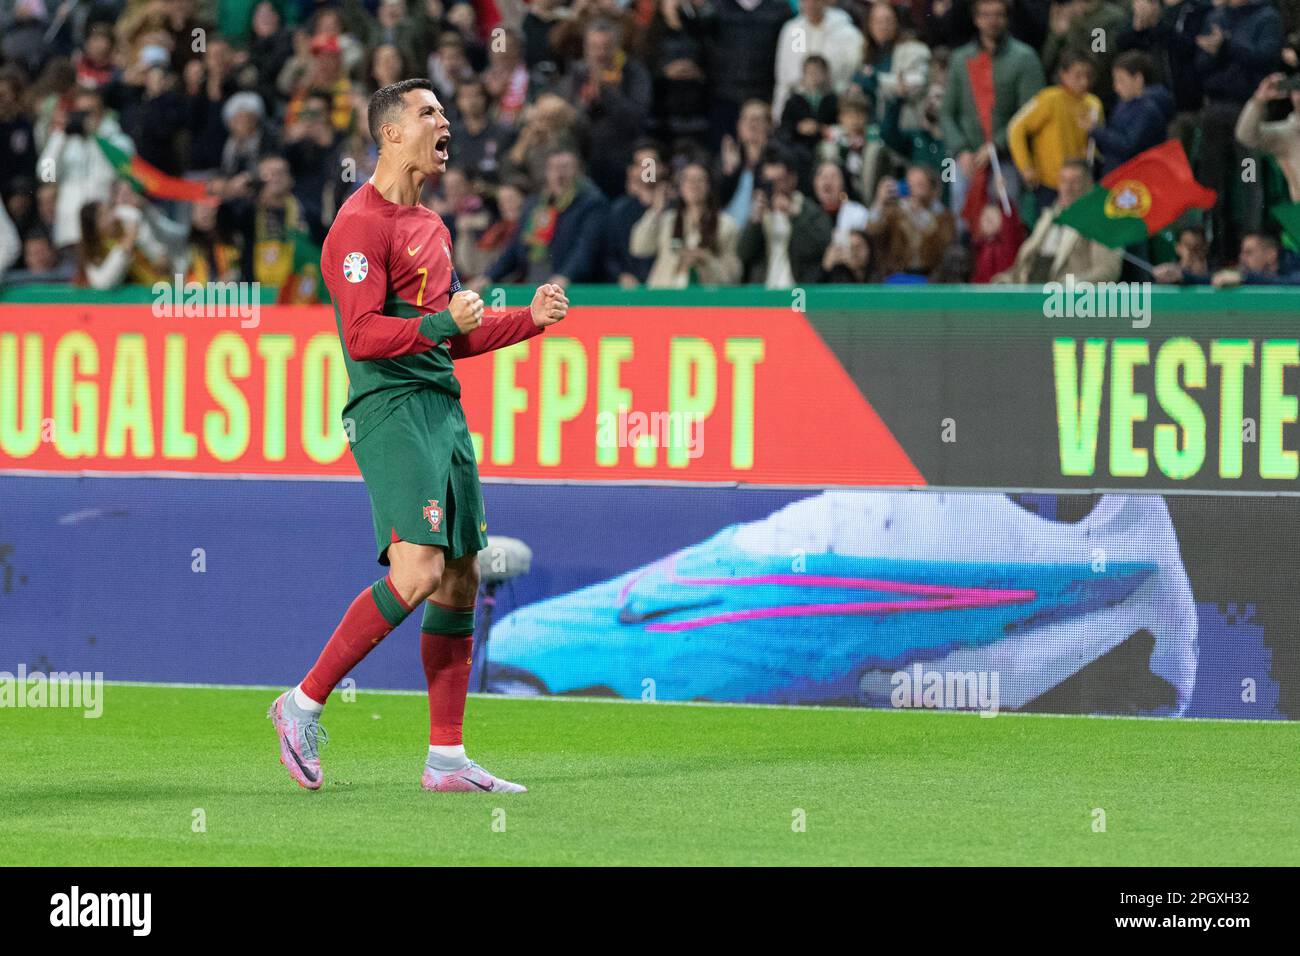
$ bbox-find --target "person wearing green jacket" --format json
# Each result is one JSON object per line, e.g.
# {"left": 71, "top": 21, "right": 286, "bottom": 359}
{"left": 1042, "top": 0, "right": 1128, "bottom": 102}
{"left": 940, "top": 0, "right": 1045, "bottom": 221}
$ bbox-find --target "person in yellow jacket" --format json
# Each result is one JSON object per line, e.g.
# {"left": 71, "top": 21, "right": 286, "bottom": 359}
{"left": 1008, "top": 51, "right": 1102, "bottom": 207}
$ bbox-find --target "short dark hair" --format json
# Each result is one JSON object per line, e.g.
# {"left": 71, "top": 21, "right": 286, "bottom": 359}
{"left": 1113, "top": 51, "right": 1156, "bottom": 86}
{"left": 630, "top": 136, "right": 663, "bottom": 162}
{"left": 1058, "top": 50, "right": 1095, "bottom": 76}
{"left": 457, "top": 78, "right": 488, "bottom": 101}
{"left": 759, "top": 143, "right": 796, "bottom": 174}
{"left": 368, "top": 78, "right": 434, "bottom": 149}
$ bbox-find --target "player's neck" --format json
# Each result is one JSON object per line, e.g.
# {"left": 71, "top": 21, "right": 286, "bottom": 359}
{"left": 369, "top": 159, "right": 427, "bottom": 207}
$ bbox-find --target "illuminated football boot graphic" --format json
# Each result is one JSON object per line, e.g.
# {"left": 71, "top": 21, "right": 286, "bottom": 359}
{"left": 485, "top": 492, "right": 1198, "bottom": 715}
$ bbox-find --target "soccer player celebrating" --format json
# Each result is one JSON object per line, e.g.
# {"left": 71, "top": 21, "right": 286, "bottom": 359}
{"left": 269, "top": 79, "right": 568, "bottom": 793}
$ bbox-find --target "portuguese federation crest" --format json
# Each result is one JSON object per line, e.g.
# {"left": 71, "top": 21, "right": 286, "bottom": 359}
{"left": 423, "top": 499, "right": 443, "bottom": 533}
{"left": 1103, "top": 180, "right": 1152, "bottom": 220}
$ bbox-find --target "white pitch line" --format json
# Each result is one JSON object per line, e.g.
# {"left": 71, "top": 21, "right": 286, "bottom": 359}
{"left": 97, "top": 680, "right": 1296, "bottom": 726}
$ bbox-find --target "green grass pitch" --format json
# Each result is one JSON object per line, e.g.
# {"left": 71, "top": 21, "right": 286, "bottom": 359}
{"left": 2, "top": 683, "right": 1297, "bottom": 866}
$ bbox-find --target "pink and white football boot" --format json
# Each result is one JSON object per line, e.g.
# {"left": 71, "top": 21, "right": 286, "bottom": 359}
{"left": 421, "top": 760, "right": 527, "bottom": 794}
{"left": 267, "top": 690, "right": 327, "bottom": 791}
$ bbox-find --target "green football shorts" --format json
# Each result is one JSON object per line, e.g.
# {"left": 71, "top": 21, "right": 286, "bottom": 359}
{"left": 349, "top": 388, "right": 488, "bottom": 565}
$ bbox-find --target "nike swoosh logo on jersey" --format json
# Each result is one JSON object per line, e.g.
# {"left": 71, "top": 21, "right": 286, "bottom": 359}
{"left": 407, "top": 245, "right": 422, "bottom": 256}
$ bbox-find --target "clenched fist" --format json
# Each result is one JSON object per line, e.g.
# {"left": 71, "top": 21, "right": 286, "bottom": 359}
{"left": 530, "top": 282, "right": 569, "bottom": 328}
{"left": 450, "top": 290, "right": 484, "bottom": 333}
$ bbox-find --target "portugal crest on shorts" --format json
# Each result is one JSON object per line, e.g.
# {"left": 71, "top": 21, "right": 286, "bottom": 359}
{"left": 423, "top": 499, "right": 443, "bottom": 533}
{"left": 342, "top": 251, "right": 369, "bottom": 283}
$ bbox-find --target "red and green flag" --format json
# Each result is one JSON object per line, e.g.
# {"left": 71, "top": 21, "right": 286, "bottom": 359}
{"left": 276, "top": 231, "right": 327, "bottom": 305}
{"left": 1055, "top": 140, "right": 1216, "bottom": 248}
{"left": 96, "top": 136, "right": 212, "bottom": 203}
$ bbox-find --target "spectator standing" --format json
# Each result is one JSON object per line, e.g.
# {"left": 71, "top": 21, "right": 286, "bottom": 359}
{"left": 217, "top": 154, "right": 316, "bottom": 286}
{"left": 813, "top": 160, "right": 871, "bottom": 239}
{"left": 218, "top": 92, "right": 269, "bottom": 179}
{"left": 606, "top": 141, "right": 663, "bottom": 288}
{"left": 247, "top": 2, "right": 295, "bottom": 111}
{"left": 482, "top": 147, "right": 609, "bottom": 286}
{"left": 1042, "top": 0, "right": 1127, "bottom": 101}
{"left": 866, "top": 165, "right": 957, "bottom": 277}
{"left": 1117, "top": 0, "right": 1209, "bottom": 155}
{"left": 1090, "top": 51, "right": 1175, "bottom": 176}
{"left": 820, "top": 86, "right": 882, "bottom": 202}
{"left": 39, "top": 88, "right": 134, "bottom": 249}
{"left": 630, "top": 160, "right": 742, "bottom": 287}
{"left": 706, "top": 0, "right": 792, "bottom": 146}
{"left": 718, "top": 98, "right": 774, "bottom": 226}
{"left": 779, "top": 55, "right": 840, "bottom": 155}
{"left": 855, "top": 0, "right": 930, "bottom": 129}
{"left": 481, "top": 29, "right": 530, "bottom": 127}
{"left": 0, "top": 69, "right": 37, "bottom": 203}
{"left": 449, "top": 79, "right": 516, "bottom": 187}
{"left": 557, "top": 18, "right": 653, "bottom": 199}
{"left": 737, "top": 144, "right": 834, "bottom": 286}
{"left": 501, "top": 93, "right": 586, "bottom": 194}
{"left": 772, "top": 0, "right": 865, "bottom": 120}
{"left": 1195, "top": 0, "right": 1283, "bottom": 261}
{"left": 646, "top": 0, "right": 711, "bottom": 147}
{"left": 1008, "top": 50, "right": 1100, "bottom": 208}
{"left": 941, "top": 0, "right": 1046, "bottom": 221}
{"left": 1236, "top": 72, "right": 1300, "bottom": 203}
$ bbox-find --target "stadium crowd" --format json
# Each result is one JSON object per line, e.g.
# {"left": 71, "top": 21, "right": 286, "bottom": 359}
{"left": 2, "top": 0, "right": 1300, "bottom": 291}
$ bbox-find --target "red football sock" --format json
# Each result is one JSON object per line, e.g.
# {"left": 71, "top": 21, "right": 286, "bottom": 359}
{"left": 300, "top": 577, "right": 412, "bottom": 704}
{"left": 421, "top": 629, "right": 474, "bottom": 745}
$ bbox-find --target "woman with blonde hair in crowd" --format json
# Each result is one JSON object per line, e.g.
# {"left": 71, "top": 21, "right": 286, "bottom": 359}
{"left": 630, "top": 161, "right": 741, "bottom": 288}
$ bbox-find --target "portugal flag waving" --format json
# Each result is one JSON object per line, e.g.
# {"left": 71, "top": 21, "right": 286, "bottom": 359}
{"left": 96, "top": 136, "right": 212, "bottom": 203}
{"left": 1055, "top": 141, "right": 1216, "bottom": 248}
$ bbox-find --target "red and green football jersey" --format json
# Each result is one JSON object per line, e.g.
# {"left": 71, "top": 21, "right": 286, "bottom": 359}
{"left": 320, "top": 181, "right": 541, "bottom": 443}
